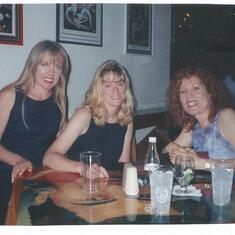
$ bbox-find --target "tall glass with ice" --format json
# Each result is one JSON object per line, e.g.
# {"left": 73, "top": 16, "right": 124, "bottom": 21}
{"left": 212, "top": 161, "right": 234, "bottom": 206}
{"left": 149, "top": 165, "right": 174, "bottom": 215}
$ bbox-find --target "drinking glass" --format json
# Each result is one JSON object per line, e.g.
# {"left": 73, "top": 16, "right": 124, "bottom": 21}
{"left": 212, "top": 161, "right": 234, "bottom": 206}
{"left": 175, "top": 156, "right": 195, "bottom": 194}
{"left": 149, "top": 165, "right": 174, "bottom": 215}
{"left": 80, "top": 151, "right": 101, "bottom": 194}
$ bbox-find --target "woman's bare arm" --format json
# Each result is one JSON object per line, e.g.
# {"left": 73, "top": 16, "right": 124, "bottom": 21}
{"left": 43, "top": 107, "right": 91, "bottom": 173}
{"left": 0, "top": 88, "right": 33, "bottom": 181}
{"left": 118, "top": 122, "right": 133, "bottom": 163}
{"left": 165, "top": 129, "right": 193, "bottom": 154}
{"left": 218, "top": 108, "right": 235, "bottom": 151}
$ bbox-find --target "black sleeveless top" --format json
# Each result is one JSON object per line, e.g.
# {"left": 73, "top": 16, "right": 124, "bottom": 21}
{"left": 67, "top": 118, "right": 127, "bottom": 170}
{"left": 0, "top": 89, "right": 61, "bottom": 168}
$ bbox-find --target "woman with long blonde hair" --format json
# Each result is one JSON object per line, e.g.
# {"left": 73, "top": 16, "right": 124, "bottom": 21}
{"left": 43, "top": 60, "right": 134, "bottom": 177}
{"left": 0, "top": 40, "right": 70, "bottom": 224}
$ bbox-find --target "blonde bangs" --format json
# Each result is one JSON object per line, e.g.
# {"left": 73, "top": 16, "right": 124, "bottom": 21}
{"left": 85, "top": 60, "right": 134, "bottom": 126}
{"left": 2, "top": 40, "right": 70, "bottom": 129}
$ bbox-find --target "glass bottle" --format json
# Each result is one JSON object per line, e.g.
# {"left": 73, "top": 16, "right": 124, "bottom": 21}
{"left": 144, "top": 137, "right": 160, "bottom": 172}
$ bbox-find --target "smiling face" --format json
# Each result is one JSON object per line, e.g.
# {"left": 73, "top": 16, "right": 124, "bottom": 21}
{"left": 34, "top": 51, "right": 63, "bottom": 92}
{"left": 179, "top": 76, "right": 212, "bottom": 120}
{"left": 102, "top": 71, "right": 127, "bottom": 110}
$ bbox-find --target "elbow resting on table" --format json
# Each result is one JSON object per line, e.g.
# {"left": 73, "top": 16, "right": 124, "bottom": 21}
{"left": 42, "top": 150, "right": 57, "bottom": 168}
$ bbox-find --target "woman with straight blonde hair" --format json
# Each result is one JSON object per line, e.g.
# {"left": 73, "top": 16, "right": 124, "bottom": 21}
{"left": 43, "top": 60, "right": 134, "bottom": 177}
{"left": 0, "top": 40, "right": 70, "bottom": 224}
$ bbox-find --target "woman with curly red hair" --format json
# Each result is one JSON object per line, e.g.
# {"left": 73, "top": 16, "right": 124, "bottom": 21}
{"left": 165, "top": 66, "right": 235, "bottom": 170}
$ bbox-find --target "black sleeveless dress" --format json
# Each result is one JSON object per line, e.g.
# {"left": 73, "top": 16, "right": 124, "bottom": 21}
{"left": 67, "top": 118, "right": 127, "bottom": 170}
{"left": 1, "top": 89, "right": 61, "bottom": 166}
{"left": 0, "top": 89, "right": 61, "bottom": 223}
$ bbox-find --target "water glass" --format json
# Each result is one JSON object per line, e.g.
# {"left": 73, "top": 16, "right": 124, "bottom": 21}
{"left": 149, "top": 165, "right": 173, "bottom": 215}
{"left": 212, "top": 161, "right": 234, "bottom": 206}
{"left": 80, "top": 151, "right": 101, "bottom": 193}
{"left": 175, "top": 156, "right": 195, "bottom": 194}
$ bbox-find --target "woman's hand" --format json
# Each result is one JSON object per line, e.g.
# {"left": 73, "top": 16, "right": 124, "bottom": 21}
{"left": 165, "top": 142, "right": 189, "bottom": 161}
{"left": 166, "top": 142, "right": 194, "bottom": 164}
{"left": 168, "top": 147, "right": 206, "bottom": 169}
{"left": 75, "top": 162, "right": 109, "bottom": 179}
{"left": 86, "top": 165, "right": 109, "bottom": 179}
{"left": 99, "top": 166, "right": 109, "bottom": 178}
{"left": 181, "top": 148, "right": 206, "bottom": 169}
{"left": 11, "top": 159, "right": 33, "bottom": 183}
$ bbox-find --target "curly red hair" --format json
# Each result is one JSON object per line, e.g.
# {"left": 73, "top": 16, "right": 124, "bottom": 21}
{"left": 168, "top": 67, "right": 233, "bottom": 131}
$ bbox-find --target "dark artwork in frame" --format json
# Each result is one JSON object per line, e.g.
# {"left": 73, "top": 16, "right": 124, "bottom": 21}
{"left": 56, "top": 4, "right": 102, "bottom": 47}
{"left": 0, "top": 4, "right": 23, "bottom": 45}
{"left": 126, "top": 4, "right": 152, "bottom": 55}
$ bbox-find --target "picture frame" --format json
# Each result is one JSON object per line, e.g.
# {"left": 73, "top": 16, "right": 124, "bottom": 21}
{"left": 56, "top": 4, "right": 102, "bottom": 47}
{"left": 0, "top": 4, "right": 23, "bottom": 45}
{"left": 126, "top": 4, "right": 153, "bottom": 55}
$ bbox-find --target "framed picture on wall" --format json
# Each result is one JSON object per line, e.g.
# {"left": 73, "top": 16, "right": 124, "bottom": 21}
{"left": 126, "top": 4, "right": 152, "bottom": 55}
{"left": 56, "top": 4, "right": 102, "bottom": 46}
{"left": 0, "top": 4, "right": 23, "bottom": 45}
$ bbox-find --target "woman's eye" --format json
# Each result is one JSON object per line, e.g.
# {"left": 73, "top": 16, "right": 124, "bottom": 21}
{"left": 104, "top": 84, "right": 111, "bottom": 88}
{"left": 118, "top": 82, "right": 124, "bottom": 86}
{"left": 41, "top": 63, "right": 49, "bottom": 67}
{"left": 193, "top": 86, "right": 200, "bottom": 91}
{"left": 56, "top": 65, "right": 62, "bottom": 71}
{"left": 179, "top": 90, "right": 186, "bottom": 95}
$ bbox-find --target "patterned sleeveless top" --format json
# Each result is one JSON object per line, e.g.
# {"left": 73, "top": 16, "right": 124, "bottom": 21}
{"left": 192, "top": 111, "right": 235, "bottom": 160}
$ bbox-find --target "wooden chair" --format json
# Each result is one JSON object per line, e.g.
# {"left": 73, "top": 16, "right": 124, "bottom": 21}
{"left": 136, "top": 127, "right": 172, "bottom": 162}
{"left": 130, "top": 137, "right": 137, "bottom": 162}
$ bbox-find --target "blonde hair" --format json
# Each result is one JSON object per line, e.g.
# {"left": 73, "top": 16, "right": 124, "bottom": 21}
{"left": 2, "top": 40, "right": 70, "bottom": 128}
{"left": 84, "top": 60, "right": 134, "bottom": 126}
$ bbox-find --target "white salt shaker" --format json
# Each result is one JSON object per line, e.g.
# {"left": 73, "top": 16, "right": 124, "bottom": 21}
{"left": 122, "top": 162, "right": 133, "bottom": 190}
{"left": 124, "top": 165, "right": 139, "bottom": 197}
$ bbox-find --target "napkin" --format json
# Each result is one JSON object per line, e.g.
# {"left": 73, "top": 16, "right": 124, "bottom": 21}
{"left": 172, "top": 185, "right": 202, "bottom": 197}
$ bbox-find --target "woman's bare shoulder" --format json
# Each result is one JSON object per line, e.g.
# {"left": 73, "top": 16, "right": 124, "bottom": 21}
{"left": 219, "top": 108, "right": 235, "bottom": 120}
{"left": 218, "top": 108, "right": 235, "bottom": 129}
{"left": 0, "top": 87, "right": 15, "bottom": 107}
{"left": 0, "top": 87, "right": 15, "bottom": 99}
{"left": 72, "top": 106, "right": 91, "bottom": 120}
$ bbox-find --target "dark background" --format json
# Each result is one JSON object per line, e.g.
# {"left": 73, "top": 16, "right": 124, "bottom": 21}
{"left": 170, "top": 4, "right": 235, "bottom": 79}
